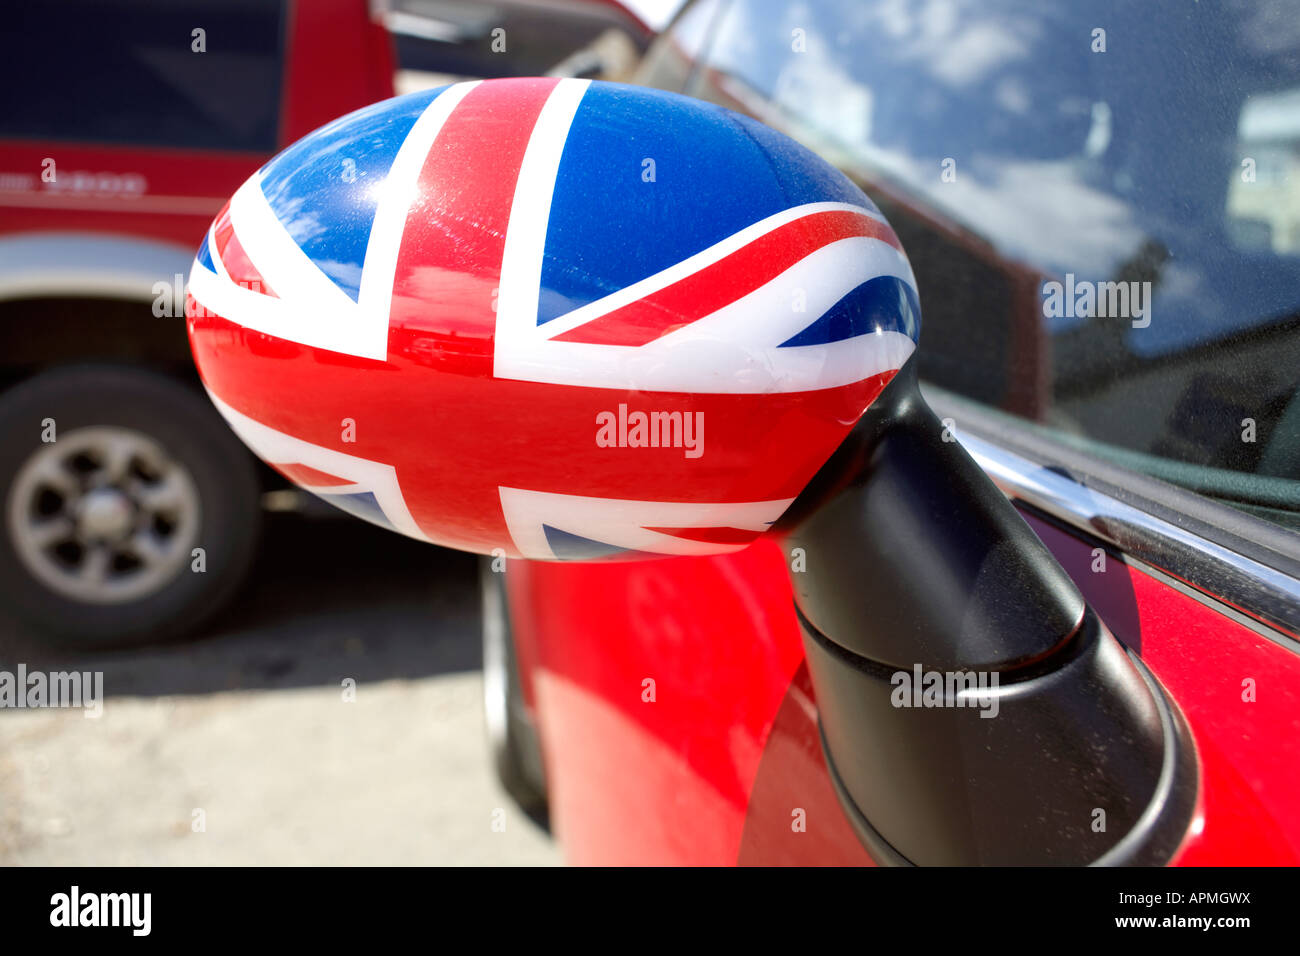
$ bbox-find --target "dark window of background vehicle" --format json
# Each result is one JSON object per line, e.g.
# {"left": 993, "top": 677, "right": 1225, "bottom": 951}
{"left": 645, "top": 0, "right": 1300, "bottom": 532}
{"left": 0, "top": 0, "right": 284, "bottom": 152}
{"left": 385, "top": 0, "right": 649, "bottom": 82}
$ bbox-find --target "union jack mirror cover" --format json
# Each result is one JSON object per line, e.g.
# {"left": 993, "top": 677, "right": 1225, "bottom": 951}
{"left": 187, "top": 78, "right": 921, "bottom": 560}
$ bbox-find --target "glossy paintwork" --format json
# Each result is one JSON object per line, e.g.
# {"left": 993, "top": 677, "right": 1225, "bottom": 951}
{"left": 506, "top": 512, "right": 1300, "bottom": 865}
{"left": 504, "top": 537, "right": 811, "bottom": 864}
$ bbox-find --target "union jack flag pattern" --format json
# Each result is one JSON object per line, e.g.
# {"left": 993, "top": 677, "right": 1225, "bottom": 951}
{"left": 187, "top": 78, "right": 920, "bottom": 560}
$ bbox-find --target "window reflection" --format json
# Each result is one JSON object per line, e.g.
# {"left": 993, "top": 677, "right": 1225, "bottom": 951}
{"left": 672, "top": 0, "right": 1300, "bottom": 525}
{"left": 1229, "top": 88, "right": 1300, "bottom": 256}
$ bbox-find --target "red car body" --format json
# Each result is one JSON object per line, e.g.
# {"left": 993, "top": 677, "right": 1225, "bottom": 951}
{"left": 492, "top": 0, "right": 1300, "bottom": 866}
{"left": 0, "top": 0, "right": 393, "bottom": 273}
{"left": 506, "top": 513, "right": 1300, "bottom": 865}
{"left": 0, "top": 0, "right": 398, "bottom": 643}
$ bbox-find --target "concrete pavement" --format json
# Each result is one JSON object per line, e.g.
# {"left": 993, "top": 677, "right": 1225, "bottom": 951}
{"left": 0, "top": 514, "right": 561, "bottom": 866}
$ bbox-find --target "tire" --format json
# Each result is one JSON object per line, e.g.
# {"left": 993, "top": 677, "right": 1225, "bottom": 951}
{"left": 480, "top": 557, "right": 550, "bottom": 829}
{"left": 0, "top": 365, "right": 261, "bottom": 648}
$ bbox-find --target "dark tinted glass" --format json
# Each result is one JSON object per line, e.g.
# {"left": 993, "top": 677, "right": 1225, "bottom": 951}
{"left": 0, "top": 0, "right": 285, "bottom": 152}
{"left": 387, "top": 0, "right": 648, "bottom": 80}
{"left": 662, "top": 0, "right": 1300, "bottom": 527}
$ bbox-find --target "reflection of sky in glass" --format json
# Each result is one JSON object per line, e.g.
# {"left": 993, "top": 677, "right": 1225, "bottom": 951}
{"left": 1240, "top": 88, "right": 1300, "bottom": 140}
{"left": 708, "top": 0, "right": 1300, "bottom": 358}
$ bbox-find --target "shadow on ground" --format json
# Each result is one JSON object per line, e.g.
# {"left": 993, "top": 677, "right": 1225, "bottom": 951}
{"left": 0, "top": 513, "right": 482, "bottom": 697}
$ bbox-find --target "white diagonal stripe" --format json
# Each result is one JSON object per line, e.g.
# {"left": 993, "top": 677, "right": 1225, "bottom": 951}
{"left": 204, "top": 84, "right": 482, "bottom": 360}
{"left": 499, "top": 487, "right": 793, "bottom": 559}
{"left": 205, "top": 389, "right": 429, "bottom": 542}
{"left": 494, "top": 78, "right": 592, "bottom": 375}
{"left": 357, "top": 81, "right": 481, "bottom": 345}
{"left": 489, "top": 233, "right": 917, "bottom": 394}
{"left": 536, "top": 201, "right": 889, "bottom": 341}
{"left": 652, "top": 236, "right": 915, "bottom": 348}
{"left": 230, "top": 174, "right": 358, "bottom": 314}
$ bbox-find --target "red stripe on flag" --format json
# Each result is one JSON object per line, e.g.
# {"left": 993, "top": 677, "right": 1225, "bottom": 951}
{"left": 550, "top": 210, "right": 901, "bottom": 347}
{"left": 386, "top": 77, "right": 563, "bottom": 379}
{"left": 212, "top": 202, "right": 278, "bottom": 298}
{"left": 191, "top": 300, "right": 899, "bottom": 557}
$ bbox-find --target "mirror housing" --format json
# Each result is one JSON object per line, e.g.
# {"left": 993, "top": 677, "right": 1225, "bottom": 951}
{"left": 187, "top": 78, "right": 919, "bottom": 560}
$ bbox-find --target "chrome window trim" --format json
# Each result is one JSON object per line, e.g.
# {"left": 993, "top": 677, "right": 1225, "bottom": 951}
{"left": 956, "top": 430, "right": 1300, "bottom": 646}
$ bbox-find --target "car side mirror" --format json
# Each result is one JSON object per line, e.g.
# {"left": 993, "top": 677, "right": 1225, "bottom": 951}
{"left": 187, "top": 78, "right": 1196, "bottom": 866}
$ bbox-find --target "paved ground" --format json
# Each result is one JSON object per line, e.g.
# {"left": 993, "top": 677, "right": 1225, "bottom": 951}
{"left": 0, "top": 514, "right": 561, "bottom": 866}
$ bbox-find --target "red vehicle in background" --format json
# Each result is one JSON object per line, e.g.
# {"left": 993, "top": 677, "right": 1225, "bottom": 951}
{"left": 0, "top": 0, "right": 395, "bottom": 644}
{"left": 0, "top": 0, "right": 650, "bottom": 646}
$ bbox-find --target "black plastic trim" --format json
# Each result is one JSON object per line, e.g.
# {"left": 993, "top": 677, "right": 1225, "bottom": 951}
{"left": 783, "top": 360, "right": 1086, "bottom": 671}
{"left": 803, "top": 608, "right": 1199, "bottom": 866}
{"left": 785, "top": 355, "right": 1199, "bottom": 865}
{"left": 817, "top": 649, "right": 1200, "bottom": 867}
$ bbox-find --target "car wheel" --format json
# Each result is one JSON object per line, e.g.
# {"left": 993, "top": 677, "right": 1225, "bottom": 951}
{"left": 480, "top": 556, "right": 550, "bottom": 829}
{"left": 0, "top": 365, "right": 261, "bottom": 647}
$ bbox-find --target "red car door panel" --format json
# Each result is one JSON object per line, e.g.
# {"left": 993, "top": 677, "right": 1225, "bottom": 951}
{"left": 507, "top": 510, "right": 1300, "bottom": 865}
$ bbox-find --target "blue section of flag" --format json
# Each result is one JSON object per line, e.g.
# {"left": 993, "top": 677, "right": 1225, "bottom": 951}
{"left": 196, "top": 232, "right": 216, "bottom": 273}
{"left": 316, "top": 491, "right": 395, "bottom": 532}
{"left": 543, "top": 524, "right": 629, "bottom": 560}
{"left": 779, "top": 276, "right": 921, "bottom": 347}
{"left": 258, "top": 87, "right": 446, "bottom": 302}
{"left": 539, "top": 83, "right": 875, "bottom": 326}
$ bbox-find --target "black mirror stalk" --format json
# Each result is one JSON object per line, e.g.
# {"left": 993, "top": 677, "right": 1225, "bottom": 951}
{"left": 783, "top": 358, "right": 1198, "bottom": 865}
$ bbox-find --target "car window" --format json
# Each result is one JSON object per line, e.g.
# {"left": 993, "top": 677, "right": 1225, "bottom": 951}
{"left": 386, "top": 0, "right": 649, "bottom": 89}
{"left": 652, "top": 0, "right": 1300, "bottom": 531}
{"left": 636, "top": 0, "right": 726, "bottom": 93}
{"left": 0, "top": 0, "right": 285, "bottom": 152}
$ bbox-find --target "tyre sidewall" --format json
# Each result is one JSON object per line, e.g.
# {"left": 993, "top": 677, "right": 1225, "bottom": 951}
{"left": 0, "top": 365, "right": 261, "bottom": 646}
